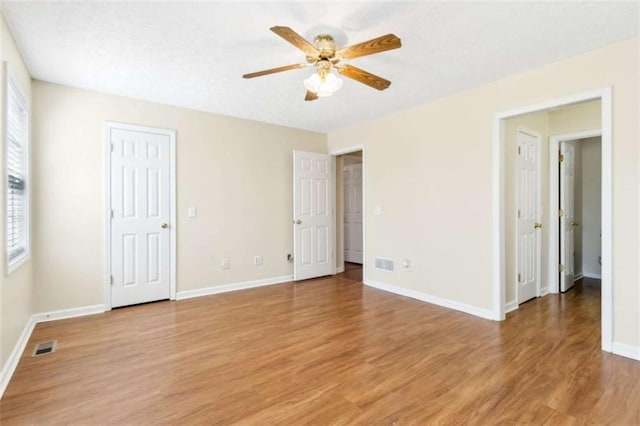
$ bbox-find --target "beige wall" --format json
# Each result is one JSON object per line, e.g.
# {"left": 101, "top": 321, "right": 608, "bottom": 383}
{"left": 327, "top": 38, "right": 639, "bottom": 348}
{"left": 0, "top": 15, "right": 33, "bottom": 367}
{"left": 31, "top": 81, "right": 326, "bottom": 312}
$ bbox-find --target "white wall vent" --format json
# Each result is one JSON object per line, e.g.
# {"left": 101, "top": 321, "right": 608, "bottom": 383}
{"left": 374, "top": 257, "right": 395, "bottom": 272}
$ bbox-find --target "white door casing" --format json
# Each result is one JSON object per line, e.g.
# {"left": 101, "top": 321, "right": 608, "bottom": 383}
{"left": 109, "top": 125, "right": 173, "bottom": 308}
{"left": 293, "top": 151, "right": 334, "bottom": 280}
{"left": 560, "top": 141, "right": 577, "bottom": 292}
{"left": 516, "top": 128, "right": 541, "bottom": 304}
{"left": 343, "top": 163, "right": 363, "bottom": 264}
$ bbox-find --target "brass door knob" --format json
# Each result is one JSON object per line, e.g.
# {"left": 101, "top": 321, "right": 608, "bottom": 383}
{"left": 161, "top": 223, "right": 169, "bottom": 229}
{"left": 571, "top": 221, "right": 580, "bottom": 227}
{"left": 294, "top": 219, "right": 302, "bottom": 225}
{"left": 534, "top": 223, "right": 542, "bottom": 229}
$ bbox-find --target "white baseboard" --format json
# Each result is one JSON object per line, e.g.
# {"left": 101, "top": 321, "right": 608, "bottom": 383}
{"left": 583, "top": 272, "right": 602, "bottom": 280}
{"left": 0, "top": 316, "right": 36, "bottom": 399}
{"left": 32, "top": 304, "right": 106, "bottom": 323}
{"left": 505, "top": 300, "right": 518, "bottom": 314}
{"left": 0, "top": 304, "right": 106, "bottom": 399}
{"left": 336, "top": 266, "right": 345, "bottom": 273}
{"left": 540, "top": 287, "right": 549, "bottom": 297}
{"left": 176, "top": 275, "right": 294, "bottom": 300}
{"left": 364, "top": 279, "right": 494, "bottom": 320}
{"left": 574, "top": 273, "right": 584, "bottom": 281}
{"left": 612, "top": 342, "right": 640, "bottom": 361}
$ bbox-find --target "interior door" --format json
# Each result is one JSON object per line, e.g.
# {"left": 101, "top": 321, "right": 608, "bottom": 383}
{"left": 516, "top": 129, "right": 541, "bottom": 304}
{"left": 560, "top": 141, "right": 576, "bottom": 292}
{"left": 293, "top": 151, "right": 334, "bottom": 280}
{"left": 110, "top": 126, "right": 171, "bottom": 307}
{"left": 343, "top": 163, "right": 363, "bottom": 264}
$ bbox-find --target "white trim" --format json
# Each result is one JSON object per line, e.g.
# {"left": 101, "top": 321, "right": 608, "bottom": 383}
{"left": 505, "top": 300, "right": 518, "bottom": 314}
{"left": 548, "top": 129, "right": 601, "bottom": 295}
{"left": 582, "top": 272, "right": 602, "bottom": 280}
{"left": 32, "top": 304, "right": 105, "bottom": 323}
{"left": 612, "top": 342, "right": 640, "bottom": 361}
{"left": 336, "top": 266, "right": 345, "bottom": 274}
{"left": 493, "top": 87, "right": 613, "bottom": 352}
{"left": 540, "top": 287, "right": 549, "bottom": 297}
{"left": 0, "top": 316, "right": 36, "bottom": 398}
{"left": 330, "top": 144, "right": 366, "bottom": 282}
{"left": 0, "top": 304, "right": 105, "bottom": 399}
{"left": 574, "top": 273, "right": 584, "bottom": 282}
{"left": 175, "top": 275, "right": 294, "bottom": 300}
{"left": 365, "top": 279, "right": 494, "bottom": 320}
{"left": 104, "top": 122, "right": 177, "bottom": 310}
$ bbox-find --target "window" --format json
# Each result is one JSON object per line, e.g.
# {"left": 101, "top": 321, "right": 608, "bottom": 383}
{"left": 5, "top": 74, "right": 29, "bottom": 273}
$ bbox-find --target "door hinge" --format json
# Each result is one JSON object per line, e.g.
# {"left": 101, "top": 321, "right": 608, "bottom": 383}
{"left": 518, "top": 273, "right": 522, "bottom": 283}
{"left": 558, "top": 209, "right": 564, "bottom": 217}
{"left": 558, "top": 152, "right": 564, "bottom": 162}
{"left": 110, "top": 143, "right": 115, "bottom": 153}
{"left": 517, "top": 209, "right": 521, "bottom": 218}
{"left": 110, "top": 209, "right": 114, "bottom": 219}
{"left": 518, "top": 146, "right": 521, "bottom": 155}
{"left": 559, "top": 264, "right": 564, "bottom": 272}
{"left": 110, "top": 275, "right": 114, "bottom": 285}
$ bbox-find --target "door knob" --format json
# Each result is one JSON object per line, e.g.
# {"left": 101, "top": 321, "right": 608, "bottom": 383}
{"left": 571, "top": 221, "right": 580, "bottom": 227}
{"left": 294, "top": 219, "right": 302, "bottom": 225}
{"left": 161, "top": 223, "right": 169, "bottom": 229}
{"left": 534, "top": 223, "right": 542, "bottom": 229}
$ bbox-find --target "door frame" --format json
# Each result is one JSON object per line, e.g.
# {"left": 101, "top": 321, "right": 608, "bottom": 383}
{"left": 104, "top": 122, "right": 177, "bottom": 310}
{"left": 549, "top": 129, "right": 601, "bottom": 294}
{"left": 492, "top": 87, "right": 612, "bottom": 352}
{"left": 330, "top": 145, "right": 366, "bottom": 281}
{"left": 514, "top": 126, "right": 542, "bottom": 304}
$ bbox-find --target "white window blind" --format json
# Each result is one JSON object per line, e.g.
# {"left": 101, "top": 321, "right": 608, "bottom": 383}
{"left": 6, "top": 77, "right": 29, "bottom": 268}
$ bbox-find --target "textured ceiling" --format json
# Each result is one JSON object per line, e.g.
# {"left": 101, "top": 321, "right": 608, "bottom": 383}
{"left": 0, "top": 1, "right": 637, "bottom": 133}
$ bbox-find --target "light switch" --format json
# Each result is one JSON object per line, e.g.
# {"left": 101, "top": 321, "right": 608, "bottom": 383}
{"left": 373, "top": 206, "right": 383, "bottom": 216}
{"left": 188, "top": 207, "right": 197, "bottom": 218}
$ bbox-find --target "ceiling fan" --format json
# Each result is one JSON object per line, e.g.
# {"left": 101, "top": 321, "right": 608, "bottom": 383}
{"left": 243, "top": 26, "right": 401, "bottom": 101}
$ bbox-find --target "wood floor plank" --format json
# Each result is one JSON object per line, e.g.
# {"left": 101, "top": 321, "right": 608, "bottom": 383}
{"left": 1, "top": 275, "right": 638, "bottom": 424}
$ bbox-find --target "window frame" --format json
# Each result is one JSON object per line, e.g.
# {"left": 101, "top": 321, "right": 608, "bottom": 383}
{"left": 4, "top": 64, "right": 30, "bottom": 275}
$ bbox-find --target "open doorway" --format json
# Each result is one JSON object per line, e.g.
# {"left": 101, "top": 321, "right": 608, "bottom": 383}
{"left": 333, "top": 148, "right": 364, "bottom": 283}
{"left": 494, "top": 89, "right": 612, "bottom": 352}
{"left": 557, "top": 136, "right": 602, "bottom": 293}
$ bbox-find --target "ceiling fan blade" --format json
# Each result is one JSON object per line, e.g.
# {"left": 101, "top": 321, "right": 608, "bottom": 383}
{"left": 305, "top": 90, "right": 318, "bottom": 101}
{"left": 337, "top": 34, "right": 401, "bottom": 60}
{"left": 242, "top": 63, "right": 305, "bottom": 79}
{"left": 270, "top": 26, "right": 318, "bottom": 56}
{"left": 337, "top": 65, "right": 391, "bottom": 91}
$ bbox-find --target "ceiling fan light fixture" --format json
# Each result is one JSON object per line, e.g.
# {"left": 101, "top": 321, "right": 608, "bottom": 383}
{"left": 303, "top": 72, "right": 342, "bottom": 97}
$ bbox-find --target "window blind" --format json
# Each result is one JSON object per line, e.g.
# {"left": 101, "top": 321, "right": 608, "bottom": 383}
{"left": 6, "top": 79, "right": 28, "bottom": 264}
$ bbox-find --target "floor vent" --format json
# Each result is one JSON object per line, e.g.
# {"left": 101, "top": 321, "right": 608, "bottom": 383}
{"left": 374, "top": 257, "right": 395, "bottom": 272}
{"left": 32, "top": 340, "right": 57, "bottom": 357}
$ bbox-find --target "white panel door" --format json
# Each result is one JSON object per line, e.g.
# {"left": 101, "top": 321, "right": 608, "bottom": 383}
{"left": 110, "top": 127, "right": 171, "bottom": 307}
{"left": 516, "top": 129, "right": 541, "bottom": 304}
{"left": 293, "top": 151, "right": 333, "bottom": 280}
{"left": 343, "top": 163, "right": 363, "bottom": 264}
{"left": 560, "top": 141, "right": 576, "bottom": 292}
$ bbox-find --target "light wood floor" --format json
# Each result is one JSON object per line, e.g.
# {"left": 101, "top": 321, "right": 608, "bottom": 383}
{"left": 1, "top": 276, "right": 638, "bottom": 424}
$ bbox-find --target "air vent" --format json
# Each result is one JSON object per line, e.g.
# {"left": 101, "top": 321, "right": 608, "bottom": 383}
{"left": 32, "top": 340, "right": 57, "bottom": 357}
{"left": 374, "top": 257, "right": 395, "bottom": 272}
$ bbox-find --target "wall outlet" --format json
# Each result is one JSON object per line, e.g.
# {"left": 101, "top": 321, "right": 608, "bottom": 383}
{"left": 403, "top": 259, "right": 412, "bottom": 272}
{"left": 287, "top": 254, "right": 293, "bottom": 263}
{"left": 221, "top": 258, "right": 230, "bottom": 270}
{"left": 253, "top": 256, "right": 263, "bottom": 265}
{"left": 188, "top": 207, "right": 197, "bottom": 218}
